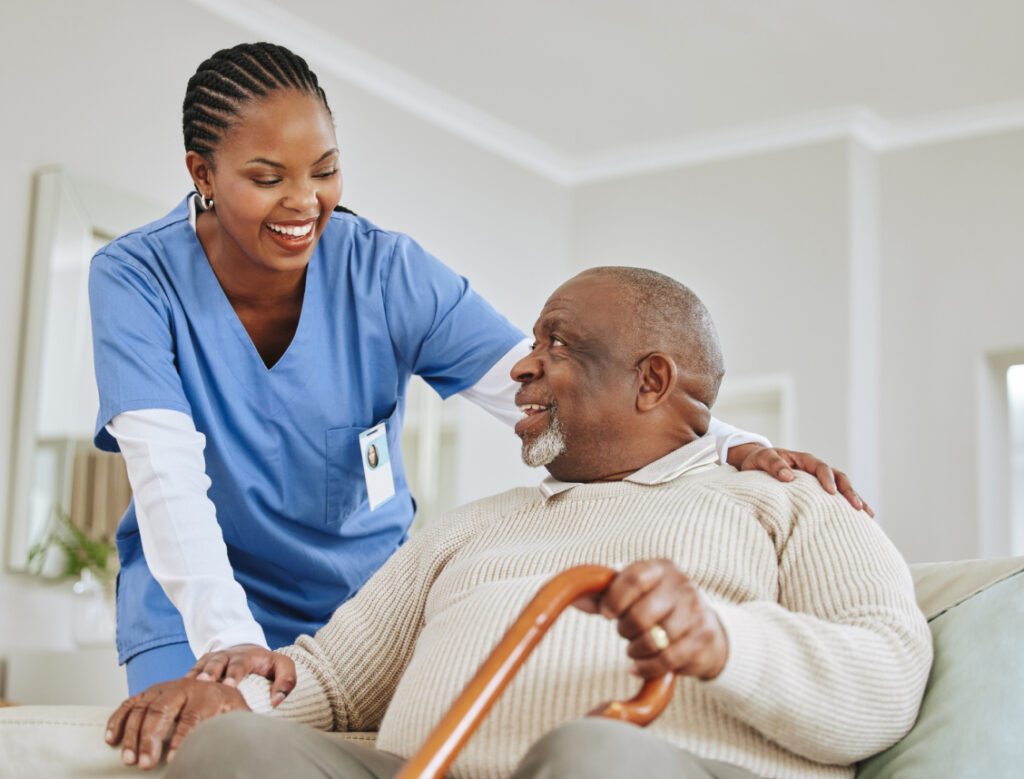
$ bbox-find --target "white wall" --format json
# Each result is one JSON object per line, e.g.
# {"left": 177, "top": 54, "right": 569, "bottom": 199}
{"left": 0, "top": 0, "right": 567, "bottom": 653}
{"left": 879, "top": 129, "right": 1024, "bottom": 561}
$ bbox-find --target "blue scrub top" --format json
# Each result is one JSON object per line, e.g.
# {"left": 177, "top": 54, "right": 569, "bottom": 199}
{"left": 89, "top": 196, "right": 522, "bottom": 663}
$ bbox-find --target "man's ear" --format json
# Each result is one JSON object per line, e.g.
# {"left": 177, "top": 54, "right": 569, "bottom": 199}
{"left": 185, "top": 151, "right": 214, "bottom": 200}
{"left": 636, "top": 353, "right": 677, "bottom": 412}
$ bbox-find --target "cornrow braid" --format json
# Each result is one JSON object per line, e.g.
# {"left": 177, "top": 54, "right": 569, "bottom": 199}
{"left": 182, "top": 42, "right": 331, "bottom": 158}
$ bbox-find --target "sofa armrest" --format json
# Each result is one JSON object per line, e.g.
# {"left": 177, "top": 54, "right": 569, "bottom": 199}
{"left": 0, "top": 704, "right": 378, "bottom": 777}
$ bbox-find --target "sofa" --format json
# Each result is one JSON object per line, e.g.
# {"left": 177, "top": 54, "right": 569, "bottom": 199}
{"left": 1, "top": 556, "right": 1022, "bottom": 778}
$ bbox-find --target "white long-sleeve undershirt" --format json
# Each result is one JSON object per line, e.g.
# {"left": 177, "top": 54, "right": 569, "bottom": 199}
{"left": 108, "top": 340, "right": 769, "bottom": 658}
{"left": 108, "top": 409, "right": 270, "bottom": 657}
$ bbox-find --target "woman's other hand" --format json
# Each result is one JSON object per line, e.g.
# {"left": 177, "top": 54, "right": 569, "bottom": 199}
{"left": 106, "top": 678, "right": 249, "bottom": 768}
{"left": 187, "top": 644, "right": 296, "bottom": 707}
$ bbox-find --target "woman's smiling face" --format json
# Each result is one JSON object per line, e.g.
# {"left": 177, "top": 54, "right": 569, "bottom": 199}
{"left": 188, "top": 89, "right": 343, "bottom": 277}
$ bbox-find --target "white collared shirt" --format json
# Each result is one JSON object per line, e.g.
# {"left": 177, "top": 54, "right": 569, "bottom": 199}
{"left": 539, "top": 435, "right": 720, "bottom": 500}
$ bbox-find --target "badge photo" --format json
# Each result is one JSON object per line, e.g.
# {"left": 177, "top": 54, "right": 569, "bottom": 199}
{"left": 359, "top": 423, "right": 396, "bottom": 510}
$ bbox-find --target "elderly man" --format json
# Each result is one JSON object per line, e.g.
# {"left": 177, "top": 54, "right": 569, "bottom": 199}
{"left": 108, "top": 267, "right": 931, "bottom": 778}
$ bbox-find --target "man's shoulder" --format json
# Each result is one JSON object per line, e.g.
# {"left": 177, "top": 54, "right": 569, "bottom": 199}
{"left": 692, "top": 466, "right": 835, "bottom": 500}
{"left": 675, "top": 467, "right": 861, "bottom": 528}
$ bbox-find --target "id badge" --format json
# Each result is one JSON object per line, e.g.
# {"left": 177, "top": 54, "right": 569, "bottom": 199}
{"left": 359, "top": 422, "right": 396, "bottom": 510}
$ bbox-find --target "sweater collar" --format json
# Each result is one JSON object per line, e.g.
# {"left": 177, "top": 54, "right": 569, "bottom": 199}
{"left": 538, "top": 435, "right": 719, "bottom": 500}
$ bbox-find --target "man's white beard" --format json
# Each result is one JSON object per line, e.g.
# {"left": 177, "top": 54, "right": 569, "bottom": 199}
{"left": 521, "top": 404, "right": 567, "bottom": 467}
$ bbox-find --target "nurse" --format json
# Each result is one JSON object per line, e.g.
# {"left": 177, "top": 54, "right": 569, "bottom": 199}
{"left": 89, "top": 42, "right": 870, "bottom": 698}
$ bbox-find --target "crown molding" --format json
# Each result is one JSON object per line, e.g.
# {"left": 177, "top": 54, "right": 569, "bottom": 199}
{"left": 571, "top": 101, "right": 1024, "bottom": 184}
{"left": 569, "top": 106, "right": 868, "bottom": 184}
{"left": 188, "top": 0, "right": 573, "bottom": 184}
{"left": 189, "top": 0, "right": 1024, "bottom": 187}
{"left": 866, "top": 100, "right": 1024, "bottom": 152}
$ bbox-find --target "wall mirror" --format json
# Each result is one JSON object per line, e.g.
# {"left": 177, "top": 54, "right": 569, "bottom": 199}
{"left": 6, "top": 168, "right": 164, "bottom": 573}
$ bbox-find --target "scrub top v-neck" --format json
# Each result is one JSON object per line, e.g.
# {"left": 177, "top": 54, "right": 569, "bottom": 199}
{"left": 90, "top": 195, "right": 523, "bottom": 663}
{"left": 187, "top": 216, "right": 325, "bottom": 400}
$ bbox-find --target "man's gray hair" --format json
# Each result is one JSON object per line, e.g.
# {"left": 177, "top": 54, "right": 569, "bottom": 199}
{"left": 582, "top": 266, "right": 725, "bottom": 407}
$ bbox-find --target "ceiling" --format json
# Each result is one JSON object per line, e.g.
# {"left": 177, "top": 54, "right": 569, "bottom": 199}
{"left": 193, "top": 0, "right": 1024, "bottom": 183}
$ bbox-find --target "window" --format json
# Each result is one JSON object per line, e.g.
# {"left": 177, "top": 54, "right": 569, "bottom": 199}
{"left": 1007, "top": 365, "right": 1024, "bottom": 555}
{"left": 713, "top": 374, "right": 795, "bottom": 449}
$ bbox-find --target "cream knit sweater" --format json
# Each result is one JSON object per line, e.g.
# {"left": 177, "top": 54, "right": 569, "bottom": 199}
{"left": 240, "top": 462, "right": 932, "bottom": 779}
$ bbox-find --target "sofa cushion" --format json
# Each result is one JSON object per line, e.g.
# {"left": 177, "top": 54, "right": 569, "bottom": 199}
{"left": 910, "top": 555, "right": 1024, "bottom": 619}
{"left": 857, "top": 556, "right": 1024, "bottom": 778}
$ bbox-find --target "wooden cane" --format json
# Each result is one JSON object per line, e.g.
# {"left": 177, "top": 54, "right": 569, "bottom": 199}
{"left": 394, "top": 564, "right": 676, "bottom": 779}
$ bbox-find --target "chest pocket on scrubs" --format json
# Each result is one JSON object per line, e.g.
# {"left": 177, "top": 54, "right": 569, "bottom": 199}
{"left": 325, "top": 407, "right": 400, "bottom": 525}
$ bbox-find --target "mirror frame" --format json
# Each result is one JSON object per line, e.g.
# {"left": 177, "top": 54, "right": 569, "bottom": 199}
{"left": 6, "top": 168, "right": 163, "bottom": 571}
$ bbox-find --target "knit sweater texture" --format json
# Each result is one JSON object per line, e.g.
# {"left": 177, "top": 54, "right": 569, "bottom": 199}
{"left": 239, "top": 464, "right": 932, "bottom": 779}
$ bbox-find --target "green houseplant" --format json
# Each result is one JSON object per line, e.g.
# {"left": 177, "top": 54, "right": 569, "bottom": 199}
{"left": 27, "top": 509, "right": 117, "bottom": 583}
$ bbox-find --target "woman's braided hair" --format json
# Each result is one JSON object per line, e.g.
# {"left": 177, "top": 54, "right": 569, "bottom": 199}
{"left": 182, "top": 42, "right": 331, "bottom": 159}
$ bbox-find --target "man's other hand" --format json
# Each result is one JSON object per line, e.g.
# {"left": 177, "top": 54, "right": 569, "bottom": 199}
{"left": 105, "top": 678, "right": 249, "bottom": 769}
{"left": 729, "top": 443, "right": 874, "bottom": 517}
{"left": 574, "top": 560, "right": 729, "bottom": 681}
{"left": 187, "top": 644, "right": 296, "bottom": 707}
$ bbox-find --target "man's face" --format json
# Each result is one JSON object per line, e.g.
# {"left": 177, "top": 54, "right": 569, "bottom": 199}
{"left": 511, "top": 274, "right": 640, "bottom": 482}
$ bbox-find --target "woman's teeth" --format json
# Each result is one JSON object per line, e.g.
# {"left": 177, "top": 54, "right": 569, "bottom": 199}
{"left": 267, "top": 222, "right": 313, "bottom": 237}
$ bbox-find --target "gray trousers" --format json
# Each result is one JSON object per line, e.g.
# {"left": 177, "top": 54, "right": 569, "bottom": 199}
{"left": 167, "top": 711, "right": 760, "bottom": 779}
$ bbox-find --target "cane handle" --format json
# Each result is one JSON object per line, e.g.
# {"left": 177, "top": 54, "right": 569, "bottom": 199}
{"left": 396, "top": 565, "right": 676, "bottom": 779}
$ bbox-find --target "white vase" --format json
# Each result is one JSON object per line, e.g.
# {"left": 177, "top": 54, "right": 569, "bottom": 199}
{"left": 71, "top": 569, "right": 116, "bottom": 647}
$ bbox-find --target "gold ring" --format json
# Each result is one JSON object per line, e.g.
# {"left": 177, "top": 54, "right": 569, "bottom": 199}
{"left": 648, "top": 624, "right": 670, "bottom": 651}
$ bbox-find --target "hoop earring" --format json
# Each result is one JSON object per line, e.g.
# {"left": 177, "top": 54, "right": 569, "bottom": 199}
{"left": 203, "top": 194, "right": 215, "bottom": 210}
